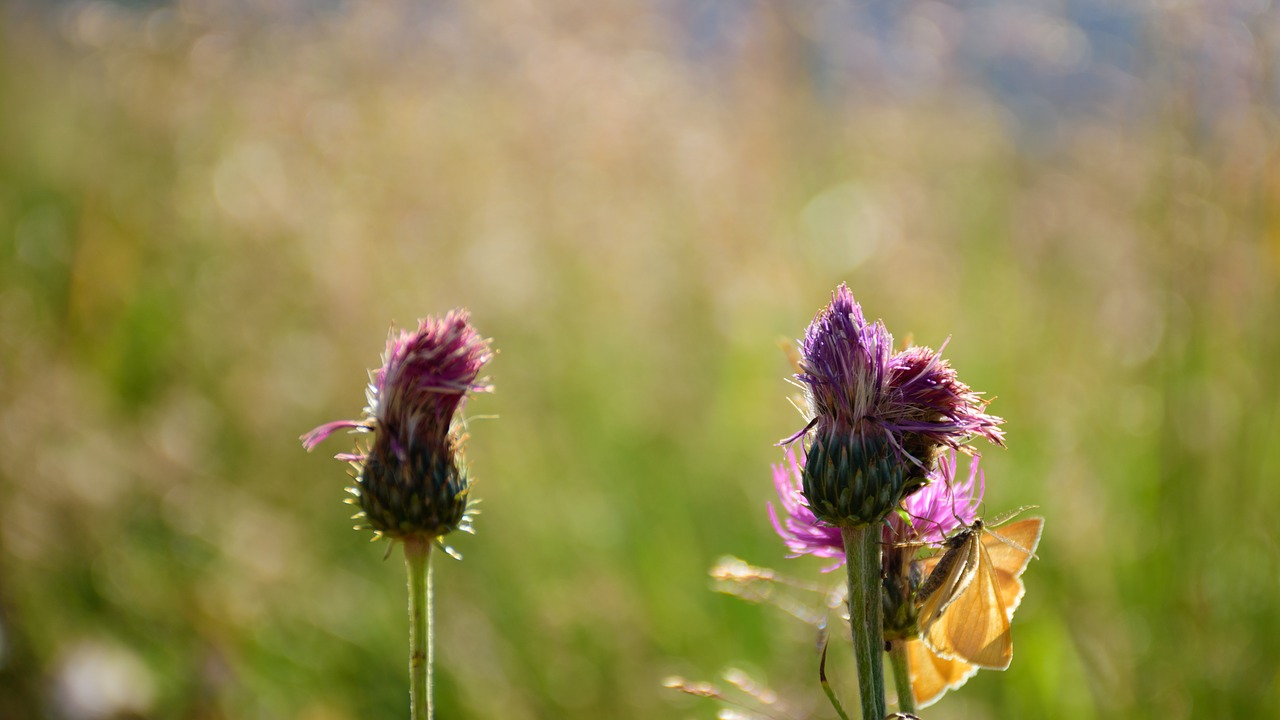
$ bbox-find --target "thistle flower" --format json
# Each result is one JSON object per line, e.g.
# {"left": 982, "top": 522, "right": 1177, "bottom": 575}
{"left": 789, "top": 283, "right": 1002, "bottom": 526}
{"left": 889, "top": 449, "right": 984, "bottom": 546}
{"left": 768, "top": 447, "right": 984, "bottom": 564}
{"left": 302, "top": 310, "right": 494, "bottom": 544}
{"left": 768, "top": 447, "right": 844, "bottom": 568}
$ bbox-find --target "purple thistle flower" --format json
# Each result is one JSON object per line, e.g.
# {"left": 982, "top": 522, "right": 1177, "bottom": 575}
{"left": 792, "top": 285, "right": 895, "bottom": 443}
{"left": 884, "top": 343, "right": 1005, "bottom": 464}
{"left": 302, "top": 310, "right": 494, "bottom": 543}
{"left": 768, "top": 447, "right": 845, "bottom": 568}
{"left": 789, "top": 283, "right": 1002, "bottom": 525}
{"left": 887, "top": 449, "right": 983, "bottom": 546}
{"left": 768, "top": 447, "right": 984, "bottom": 567}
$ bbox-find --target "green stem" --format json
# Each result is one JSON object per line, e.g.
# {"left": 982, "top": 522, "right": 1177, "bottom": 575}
{"left": 405, "top": 538, "right": 434, "bottom": 720}
{"left": 820, "top": 639, "right": 853, "bottom": 720}
{"left": 887, "top": 639, "right": 915, "bottom": 716}
{"left": 841, "top": 525, "right": 886, "bottom": 720}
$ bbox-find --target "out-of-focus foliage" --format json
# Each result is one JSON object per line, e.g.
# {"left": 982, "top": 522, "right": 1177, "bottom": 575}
{"left": 1, "top": 1, "right": 1278, "bottom": 718}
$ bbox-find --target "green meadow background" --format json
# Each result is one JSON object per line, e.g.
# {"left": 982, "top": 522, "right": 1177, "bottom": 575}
{"left": 2, "top": 2, "right": 1279, "bottom": 718}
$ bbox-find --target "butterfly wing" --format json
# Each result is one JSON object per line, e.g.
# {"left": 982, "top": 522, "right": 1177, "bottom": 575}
{"left": 906, "top": 638, "right": 979, "bottom": 708}
{"left": 926, "top": 537, "right": 1013, "bottom": 669}
{"left": 909, "top": 517, "right": 1044, "bottom": 701}
{"left": 983, "top": 517, "right": 1044, "bottom": 618}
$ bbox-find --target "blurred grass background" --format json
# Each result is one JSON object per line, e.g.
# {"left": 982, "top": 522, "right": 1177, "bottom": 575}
{"left": 2, "top": 0, "right": 1279, "bottom": 718}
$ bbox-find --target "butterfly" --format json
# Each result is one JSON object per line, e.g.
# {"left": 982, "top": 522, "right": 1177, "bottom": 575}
{"left": 906, "top": 516, "right": 1044, "bottom": 707}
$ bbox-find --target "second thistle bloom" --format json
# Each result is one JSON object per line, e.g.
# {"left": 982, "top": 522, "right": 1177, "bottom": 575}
{"left": 302, "top": 311, "right": 494, "bottom": 542}
{"left": 791, "top": 284, "right": 1002, "bottom": 526}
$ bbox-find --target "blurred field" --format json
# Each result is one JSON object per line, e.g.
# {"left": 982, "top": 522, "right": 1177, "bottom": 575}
{"left": 2, "top": 1, "right": 1279, "bottom": 718}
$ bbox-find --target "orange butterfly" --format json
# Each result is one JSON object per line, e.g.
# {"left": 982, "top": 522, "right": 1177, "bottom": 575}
{"left": 905, "top": 516, "right": 1044, "bottom": 707}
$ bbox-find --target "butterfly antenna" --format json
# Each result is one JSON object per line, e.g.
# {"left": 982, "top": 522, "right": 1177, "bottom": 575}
{"left": 989, "top": 504, "right": 1040, "bottom": 527}
{"left": 984, "top": 522, "right": 1041, "bottom": 559}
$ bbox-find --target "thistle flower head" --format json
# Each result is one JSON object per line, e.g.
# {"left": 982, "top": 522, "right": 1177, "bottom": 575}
{"left": 769, "top": 448, "right": 984, "bottom": 565}
{"left": 796, "top": 284, "right": 895, "bottom": 436}
{"left": 884, "top": 343, "right": 1005, "bottom": 467}
{"left": 789, "top": 283, "right": 1002, "bottom": 526}
{"left": 302, "top": 310, "right": 494, "bottom": 545}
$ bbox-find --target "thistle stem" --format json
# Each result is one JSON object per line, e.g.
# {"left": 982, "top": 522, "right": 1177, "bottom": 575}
{"left": 405, "top": 537, "right": 434, "bottom": 720}
{"left": 841, "top": 524, "right": 886, "bottom": 720}
{"left": 888, "top": 639, "right": 915, "bottom": 715}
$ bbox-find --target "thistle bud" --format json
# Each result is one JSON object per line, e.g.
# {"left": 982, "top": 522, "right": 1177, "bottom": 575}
{"left": 303, "top": 310, "right": 494, "bottom": 543}
{"left": 802, "top": 427, "right": 910, "bottom": 527}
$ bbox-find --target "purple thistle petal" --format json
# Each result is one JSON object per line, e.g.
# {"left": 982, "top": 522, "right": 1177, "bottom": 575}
{"left": 768, "top": 447, "right": 848, "bottom": 564}
{"left": 797, "top": 284, "right": 895, "bottom": 436}
{"left": 791, "top": 284, "right": 1004, "bottom": 457}
{"left": 885, "top": 343, "right": 1005, "bottom": 453}
{"left": 301, "top": 420, "right": 370, "bottom": 451}
{"left": 375, "top": 311, "right": 495, "bottom": 453}
{"left": 896, "top": 449, "right": 984, "bottom": 545}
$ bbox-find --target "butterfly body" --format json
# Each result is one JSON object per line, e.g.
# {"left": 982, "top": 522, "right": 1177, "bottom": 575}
{"left": 914, "top": 519, "right": 984, "bottom": 626}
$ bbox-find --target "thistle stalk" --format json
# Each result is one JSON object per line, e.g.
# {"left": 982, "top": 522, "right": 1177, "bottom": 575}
{"left": 842, "top": 524, "right": 886, "bottom": 720}
{"left": 887, "top": 639, "right": 915, "bottom": 715}
{"left": 405, "top": 537, "right": 434, "bottom": 720}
